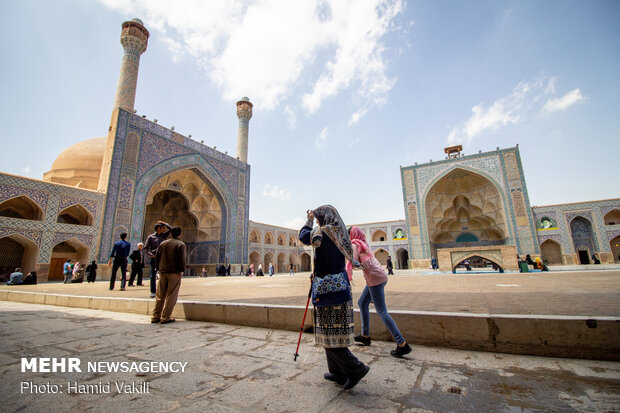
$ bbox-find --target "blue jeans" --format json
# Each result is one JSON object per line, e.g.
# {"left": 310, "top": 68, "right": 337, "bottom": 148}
{"left": 358, "top": 281, "right": 404, "bottom": 344}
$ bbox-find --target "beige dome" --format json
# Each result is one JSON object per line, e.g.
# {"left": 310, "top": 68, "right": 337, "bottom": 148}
{"left": 43, "top": 137, "right": 106, "bottom": 190}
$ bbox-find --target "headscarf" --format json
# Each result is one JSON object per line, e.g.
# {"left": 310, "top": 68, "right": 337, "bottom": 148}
{"left": 349, "top": 226, "right": 371, "bottom": 257}
{"left": 312, "top": 205, "right": 361, "bottom": 268}
{"left": 72, "top": 262, "right": 80, "bottom": 276}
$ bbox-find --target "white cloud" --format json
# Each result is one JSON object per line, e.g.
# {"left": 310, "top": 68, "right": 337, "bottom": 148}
{"left": 447, "top": 77, "right": 583, "bottom": 144}
{"left": 98, "top": 0, "right": 403, "bottom": 116}
{"left": 315, "top": 127, "right": 328, "bottom": 149}
{"left": 542, "top": 88, "right": 585, "bottom": 113}
{"left": 284, "top": 105, "right": 296, "bottom": 129}
{"left": 348, "top": 108, "right": 368, "bottom": 126}
{"left": 262, "top": 183, "right": 292, "bottom": 200}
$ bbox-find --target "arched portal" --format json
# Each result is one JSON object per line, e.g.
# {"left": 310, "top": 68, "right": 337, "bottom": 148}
{"left": 396, "top": 248, "right": 409, "bottom": 269}
{"left": 289, "top": 254, "right": 299, "bottom": 270}
{"left": 0, "top": 196, "right": 43, "bottom": 220}
{"left": 374, "top": 249, "right": 389, "bottom": 266}
{"left": 540, "top": 239, "right": 563, "bottom": 265}
{"left": 57, "top": 204, "right": 93, "bottom": 226}
{"left": 0, "top": 235, "right": 38, "bottom": 280}
{"left": 610, "top": 236, "right": 620, "bottom": 263}
{"left": 141, "top": 169, "right": 224, "bottom": 266}
{"left": 300, "top": 253, "right": 311, "bottom": 272}
{"left": 277, "top": 253, "right": 286, "bottom": 273}
{"left": 425, "top": 168, "right": 507, "bottom": 258}
{"left": 264, "top": 232, "right": 274, "bottom": 245}
{"left": 249, "top": 251, "right": 260, "bottom": 272}
{"left": 570, "top": 216, "right": 595, "bottom": 264}
{"left": 289, "top": 236, "right": 296, "bottom": 246}
{"left": 264, "top": 252, "right": 273, "bottom": 273}
{"left": 277, "top": 234, "right": 286, "bottom": 246}
{"left": 49, "top": 239, "right": 89, "bottom": 281}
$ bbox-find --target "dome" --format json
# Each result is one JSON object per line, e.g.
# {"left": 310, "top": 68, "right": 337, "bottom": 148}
{"left": 43, "top": 137, "right": 106, "bottom": 190}
{"left": 131, "top": 18, "right": 144, "bottom": 26}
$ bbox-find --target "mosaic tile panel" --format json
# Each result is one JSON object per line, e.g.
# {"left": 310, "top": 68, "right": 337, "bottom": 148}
{"left": 137, "top": 132, "right": 192, "bottom": 177}
{"left": 123, "top": 132, "right": 140, "bottom": 165}
{"left": 57, "top": 196, "right": 98, "bottom": 218}
{"left": 511, "top": 189, "right": 526, "bottom": 217}
{"left": 537, "top": 234, "right": 563, "bottom": 245}
{"left": 0, "top": 184, "right": 48, "bottom": 212}
{"left": 118, "top": 178, "right": 133, "bottom": 209}
{"left": 52, "top": 232, "right": 93, "bottom": 248}
{"left": 0, "top": 227, "right": 42, "bottom": 245}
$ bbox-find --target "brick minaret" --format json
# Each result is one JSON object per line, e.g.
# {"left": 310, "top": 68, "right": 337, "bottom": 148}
{"left": 112, "top": 18, "right": 149, "bottom": 112}
{"left": 236, "top": 97, "right": 253, "bottom": 163}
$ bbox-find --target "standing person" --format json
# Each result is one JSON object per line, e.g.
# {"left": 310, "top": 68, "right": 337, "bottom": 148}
{"left": 63, "top": 259, "right": 73, "bottom": 284}
{"left": 268, "top": 262, "right": 274, "bottom": 276}
{"left": 299, "top": 205, "right": 369, "bottom": 390}
{"left": 386, "top": 255, "right": 394, "bottom": 275}
{"left": 347, "top": 226, "right": 412, "bottom": 358}
{"left": 128, "top": 243, "right": 145, "bottom": 287}
{"left": 108, "top": 233, "right": 131, "bottom": 291}
{"left": 289, "top": 263, "right": 295, "bottom": 276}
{"left": 431, "top": 257, "right": 438, "bottom": 270}
{"left": 226, "top": 264, "right": 231, "bottom": 276}
{"left": 248, "top": 264, "right": 254, "bottom": 276}
{"left": 201, "top": 267, "right": 207, "bottom": 277}
{"left": 71, "top": 262, "right": 84, "bottom": 283}
{"left": 151, "top": 226, "right": 186, "bottom": 324}
{"left": 238, "top": 264, "right": 244, "bottom": 276}
{"left": 257, "top": 263, "right": 264, "bottom": 276}
{"left": 85, "top": 260, "right": 98, "bottom": 283}
{"left": 144, "top": 221, "right": 171, "bottom": 298}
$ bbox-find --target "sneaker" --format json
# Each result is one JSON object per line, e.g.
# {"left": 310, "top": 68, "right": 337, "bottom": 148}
{"left": 150, "top": 293, "right": 156, "bottom": 298}
{"left": 160, "top": 318, "right": 175, "bottom": 324}
{"left": 390, "top": 343, "right": 412, "bottom": 358}
{"left": 343, "top": 365, "right": 370, "bottom": 390}
{"left": 120, "top": 288, "right": 126, "bottom": 291}
{"left": 324, "top": 373, "right": 346, "bottom": 386}
{"left": 354, "top": 335, "right": 371, "bottom": 346}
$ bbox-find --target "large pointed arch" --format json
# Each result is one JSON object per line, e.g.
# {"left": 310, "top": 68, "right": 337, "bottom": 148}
{"left": 0, "top": 234, "right": 38, "bottom": 277}
{"left": 57, "top": 204, "right": 94, "bottom": 226}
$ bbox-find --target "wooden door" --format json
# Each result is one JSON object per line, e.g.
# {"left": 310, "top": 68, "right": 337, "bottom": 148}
{"left": 49, "top": 258, "right": 66, "bottom": 281}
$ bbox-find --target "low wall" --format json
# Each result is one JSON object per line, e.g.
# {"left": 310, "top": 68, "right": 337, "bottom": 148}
{"left": 1, "top": 290, "right": 618, "bottom": 361}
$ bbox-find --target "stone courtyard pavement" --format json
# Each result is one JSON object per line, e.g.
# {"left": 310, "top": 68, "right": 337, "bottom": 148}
{"left": 3, "top": 269, "right": 620, "bottom": 316}
{"left": 1, "top": 301, "right": 619, "bottom": 413}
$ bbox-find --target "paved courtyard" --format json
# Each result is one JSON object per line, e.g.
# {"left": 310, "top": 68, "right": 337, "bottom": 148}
{"left": 1, "top": 301, "right": 619, "bottom": 412}
{"left": 2, "top": 269, "right": 620, "bottom": 316}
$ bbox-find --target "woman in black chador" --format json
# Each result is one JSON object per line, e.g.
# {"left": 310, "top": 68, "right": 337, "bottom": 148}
{"left": 299, "top": 205, "right": 369, "bottom": 390}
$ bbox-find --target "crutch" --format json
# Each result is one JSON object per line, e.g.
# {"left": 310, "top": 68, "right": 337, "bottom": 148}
{"left": 293, "top": 278, "right": 313, "bottom": 361}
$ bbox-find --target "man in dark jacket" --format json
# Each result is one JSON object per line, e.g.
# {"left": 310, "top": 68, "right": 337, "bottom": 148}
{"left": 144, "top": 221, "right": 171, "bottom": 298}
{"left": 108, "top": 233, "right": 131, "bottom": 291}
{"left": 386, "top": 256, "right": 394, "bottom": 275}
{"left": 151, "top": 227, "right": 186, "bottom": 324}
{"left": 128, "top": 242, "right": 145, "bottom": 287}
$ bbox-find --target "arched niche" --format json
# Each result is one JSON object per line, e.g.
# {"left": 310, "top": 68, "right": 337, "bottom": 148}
{"left": 57, "top": 204, "right": 93, "bottom": 226}
{"left": 249, "top": 251, "right": 260, "bottom": 272}
{"left": 610, "top": 235, "right": 620, "bottom": 263}
{"left": 277, "top": 252, "right": 286, "bottom": 272}
{"left": 264, "top": 252, "right": 274, "bottom": 271}
{"left": 49, "top": 238, "right": 89, "bottom": 281}
{"left": 289, "top": 236, "right": 296, "bottom": 246}
{"left": 299, "top": 252, "right": 311, "bottom": 272}
{"left": 250, "top": 230, "right": 260, "bottom": 243}
{"left": 396, "top": 248, "right": 409, "bottom": 269}
{"left": 374, "top": 248, "right": 389, "bottom": 266}
{"left": 0, "top": 235, "right": 38, "bottom": 278}
{"left": 371, "top": 230, "right": 387, "bottom": 242}
{"left": 570, "top": 216, "right": 595, "bottom": 264}
{"left": 0, "top": 196, "right": 43, "bottom": 221}
{"left": 277, "top": 234, "right": 286, "bottom": 246}
{"left": 453, "top": 255, "right": 503, "bottom": 272}
{"left": 540, "top": 239, "right": 563, "bottom": 265}
{"left": 425, "top": 168, "right": 507, "bottom": 256}
{"left": 604, "top": 210, "right": 620, "bottom": 226}
{"left": 264, "top": 232, "right": 274, "bottom": 245}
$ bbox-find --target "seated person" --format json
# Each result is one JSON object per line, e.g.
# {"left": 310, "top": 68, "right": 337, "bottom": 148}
{"left": 22, "top": 271, "right": 37, "bottom": 285}
{"left": 7, "top": 268, "right": 24, "bottom": 285}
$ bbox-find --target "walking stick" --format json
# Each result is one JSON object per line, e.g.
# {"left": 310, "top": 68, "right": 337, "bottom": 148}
{"left": 294, "top": 279, "right": 313, "bottom": 361}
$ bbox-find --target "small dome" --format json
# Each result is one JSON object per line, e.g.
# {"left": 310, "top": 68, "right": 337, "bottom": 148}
{"left": 239, "top": 97, "right": 250, "bottom": 102}
{"left": 43, "top": 137, "right": 106, "bottom": 190}
{"left": 131, "top": 18, "right": 144, "bottom": 26}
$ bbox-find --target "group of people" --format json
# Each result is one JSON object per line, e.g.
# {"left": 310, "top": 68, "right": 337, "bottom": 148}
{"left": 5, "top": 268, "right": 37, "bottom": 285}
{"left": 518, "top": 254, "right": 549, "bottom": 272}
{"left": 62, "top": 259, "right": 98, "bottom": 283}
{"left": 299, "top": 205, "right": 411, "bottom": 391}
{"left": 244, "top": 263, "right": 297, "bottom": 277}
{"left": 106, "top": 221, "right": 186, "bottom": 324}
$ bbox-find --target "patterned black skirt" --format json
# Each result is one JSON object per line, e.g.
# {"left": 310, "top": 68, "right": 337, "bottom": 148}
{"left": 314, "top": 300, "right": 354, "bottom": 348}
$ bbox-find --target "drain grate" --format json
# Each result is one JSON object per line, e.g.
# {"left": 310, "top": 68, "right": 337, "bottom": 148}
{"left": 448, "top": 386, "right": 463, "bottom": 395}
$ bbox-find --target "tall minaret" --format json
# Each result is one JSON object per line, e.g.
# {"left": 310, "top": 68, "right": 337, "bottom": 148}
{"left": 112, "top": 18, "right": 149, "bottom": 112}
{"left": 236, "top": 97, "right": 253, "bottom": 163}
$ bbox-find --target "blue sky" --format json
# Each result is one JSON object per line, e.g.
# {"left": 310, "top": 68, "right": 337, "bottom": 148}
{"left": 1, "top": 0, "right": 618, "bottom": 229}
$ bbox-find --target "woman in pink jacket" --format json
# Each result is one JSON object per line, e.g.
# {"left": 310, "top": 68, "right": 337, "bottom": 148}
{"left": 347, "top": 226, "right": 412, "bottom": 358}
